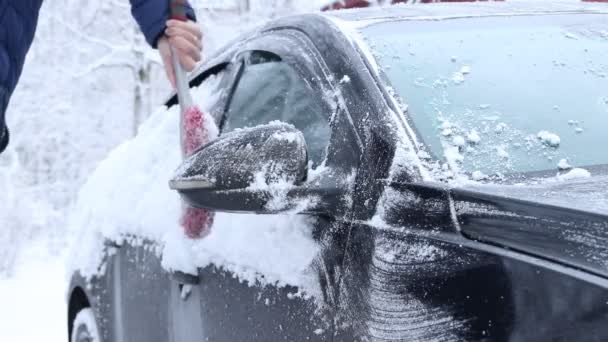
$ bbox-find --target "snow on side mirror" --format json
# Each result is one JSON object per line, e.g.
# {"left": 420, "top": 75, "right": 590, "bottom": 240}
{"left": 169, "top": 122, "right": 309, "bottom": 213}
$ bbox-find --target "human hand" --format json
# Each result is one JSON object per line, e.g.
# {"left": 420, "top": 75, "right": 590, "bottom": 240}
{"left": 158, "top": 20, "right": 203, "bottom": 88}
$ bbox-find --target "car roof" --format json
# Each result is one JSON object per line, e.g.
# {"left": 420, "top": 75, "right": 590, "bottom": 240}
{"left": 322, "top": 0, "right": 608, "bottom": 24}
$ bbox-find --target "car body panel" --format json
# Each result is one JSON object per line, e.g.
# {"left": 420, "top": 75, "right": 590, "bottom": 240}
{"left": 69, "top": 4, "right": 608, "bottom": 341}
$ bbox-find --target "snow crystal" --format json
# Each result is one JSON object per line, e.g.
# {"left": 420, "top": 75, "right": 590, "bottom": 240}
{"left": 496, "top": 147, "right": 509, "bottom": 159}
{"left": 444, "top": 145, "right": 464, "bottom": 166}
{"left": 494, "top": 123, "right": 508, "bottom": 133}
{"left": 558, "top": 168, "right": 591, "bottom": 181}
{"left": 451, "top": 71, "right": 465, "bottom": 85}
{"left": 466, "top": 130, "right": 481, "bottom": 144}
{"left": 575, "top": 127, "right": 584, "bottom": 134}
{"left": 565, "top": 32, "right": 579, "bottom": 40}
{"left": 452, "top": 135, "right": 465, "bottom": 147}
{"left": 417, "top": 150, "right": 431, "bottom": 160}
{"left": 558, "top": 159, "right": 572, "bottom": 170}
{"left": 471, "top": 171, "right": 488, "bottom": 181}
{"left": 460, "top": 65, "right": 471, "bottom": 75}
{"left": 537, "top": 130, "right": 561, "bottom": 147}
{"left": 339, "top": 75, "right": 351, "bottom": 84}
{"left": 271, "top": 131, "right": 300, "bottom": 143}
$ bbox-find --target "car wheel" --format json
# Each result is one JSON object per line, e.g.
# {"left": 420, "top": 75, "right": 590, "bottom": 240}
{"left": 71, "top": 308, "right": 100, "bottom": 342}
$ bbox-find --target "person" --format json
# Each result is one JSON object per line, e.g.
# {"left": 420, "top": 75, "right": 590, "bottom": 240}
{"left": 0, "top": 0, "right": 203, "bottom": 154}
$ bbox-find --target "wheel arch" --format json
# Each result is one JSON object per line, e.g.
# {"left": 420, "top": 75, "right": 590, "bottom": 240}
{"left": 68, "top": 285, "right": 91, "bottom": 341}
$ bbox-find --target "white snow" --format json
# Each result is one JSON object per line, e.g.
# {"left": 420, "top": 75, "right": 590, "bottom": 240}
{"left": 271, "top": 130, "right": 301, "bottom": 143}
{"left": 558, "top": 158, "right": 572, "bottom": 170}
{"left": 68, "top": 82, "right": 321, "bottom": 291}
{"left": 165, "top": 214, "right": 320, "bottom": 287}
{"left": 495, "top": 122, "right": 508, "bottom": 133}
{"left": 496, "top": 146, "right": 509, "bottom": 159}
{"left": 471, "top": 171, "right": 488, "bottom": 181}
{"left": 537, "top": 130, "right": 561, "bottom": 147}
{"left": 71, "top": 308, "right": 101, "bottom": 342}
{"left": 339, "top": 75, "right": 351, "bottom": 84}
{"left": 467, "top": 129, "right": 481, "bottom": 144}
{"left": 558, "top": 168, "right": 592, "bottom": 181}
{"left": 0, "top": 240, "right": 67, "bottom": 341}
{"left": 460, "top": 65, "right": 471, "bottom": 74}
{"left": 451, "top": 71, "right": 465, "bottom": 85}
{"left": 452, "top": 135, "right": 466, "bottom": 147}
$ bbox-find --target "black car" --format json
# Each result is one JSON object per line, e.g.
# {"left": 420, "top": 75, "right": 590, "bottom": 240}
{"left": 68, "top": 2, "right": 608, "bottom": 341}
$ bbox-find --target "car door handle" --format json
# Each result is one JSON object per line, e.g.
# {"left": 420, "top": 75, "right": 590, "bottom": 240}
{"left": 171, "top": 271, "right": 200, "bottom": 301}
{"left": 171, "top": 270, "right": 200, "bottom": 285}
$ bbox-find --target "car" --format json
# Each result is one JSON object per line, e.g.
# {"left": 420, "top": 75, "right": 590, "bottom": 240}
{"left": 68, "top": 1, "right": 608, "bottom": 341}
{"left": 320, "top": 0, "right": 504, "bottom": 12}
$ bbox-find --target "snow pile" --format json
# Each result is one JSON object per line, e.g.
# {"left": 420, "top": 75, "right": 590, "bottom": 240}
{"left": 0, "top": 239, "right": 67, "bottom": 340}
{"left": 557, "top": 168, "right": 591, "bottom": 181}
{"left": 537, "top": 130, "right": 561, "bottom": 147}
{"left": 68, "top": 82, "right": 320, "bottom": 291}
{"left": 557, "top": 158, "right": 572, "bottom": 170}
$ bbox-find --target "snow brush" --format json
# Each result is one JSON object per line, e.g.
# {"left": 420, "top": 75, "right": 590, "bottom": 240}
{"left": 170, "top": 0, "right": 215, "bottom": 239}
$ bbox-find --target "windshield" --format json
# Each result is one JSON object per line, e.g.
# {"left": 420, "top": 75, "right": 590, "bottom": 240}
{"left": 360, "top": 15, "right": 608, "bottom": 179}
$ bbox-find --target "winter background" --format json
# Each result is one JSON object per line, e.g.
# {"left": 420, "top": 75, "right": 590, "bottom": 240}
{"left": 0, "top": 0, "right": 329, "bottom": 339}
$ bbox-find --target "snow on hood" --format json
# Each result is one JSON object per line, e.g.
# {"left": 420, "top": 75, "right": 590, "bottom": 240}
{"left": 67, "top": 79, "right": 320, "bottom": 292}
{"left": 463, "top": 173, "right": 608, "bottom": 216}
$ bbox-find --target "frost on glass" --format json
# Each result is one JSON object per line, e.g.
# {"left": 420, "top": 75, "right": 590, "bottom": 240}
{"left": 361, "top": 17, "right": 608, "bottom": 182}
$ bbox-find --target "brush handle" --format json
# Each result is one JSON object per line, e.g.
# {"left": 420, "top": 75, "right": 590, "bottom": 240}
{"left": 169, "top": 0, "right": 193, "bottom": 110}
{"left": 169, "top": 0, "right": 189, "bottom": 21}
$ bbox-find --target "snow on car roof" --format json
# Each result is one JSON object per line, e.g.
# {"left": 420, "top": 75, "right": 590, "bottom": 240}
{"left": 323, "top": 0, "right": 608, "bottom": 26}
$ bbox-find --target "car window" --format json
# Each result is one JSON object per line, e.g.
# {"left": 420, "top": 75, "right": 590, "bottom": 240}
{"left": 360, "top": 15, "right": 608, "bottom": 179}
{"left": 223, "top": 51, "right": 331, "bottom": 165}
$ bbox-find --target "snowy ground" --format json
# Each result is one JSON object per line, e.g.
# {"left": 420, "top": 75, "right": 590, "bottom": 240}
{"left": 0, "top": 238, "right": 68, "bottom": 340}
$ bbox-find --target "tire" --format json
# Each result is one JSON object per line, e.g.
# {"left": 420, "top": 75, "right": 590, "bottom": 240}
{"left": 71, "top": 308, "right": 101, "bottom": 342}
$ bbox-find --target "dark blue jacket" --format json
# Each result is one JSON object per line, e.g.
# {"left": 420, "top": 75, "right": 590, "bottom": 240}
{"left": 0, "top": 0, "right": 196, "bottom": 154}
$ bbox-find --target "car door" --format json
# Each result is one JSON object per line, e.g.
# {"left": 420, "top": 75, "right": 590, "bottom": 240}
{"left": 115, "top": 238, "right": 171, "bottom": 342}
{"left": 188, "top": 30, "right": 364, "bottom": 341}
{"left": 115, "top": 67, "right": 235, "bottom": 342}
{"left": 323, "top": 16, "right": 608, "bottom": 341}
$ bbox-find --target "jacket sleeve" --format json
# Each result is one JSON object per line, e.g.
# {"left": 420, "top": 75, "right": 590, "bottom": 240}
{"left": 129, "top": 0, "right": 197, "bottom": 48}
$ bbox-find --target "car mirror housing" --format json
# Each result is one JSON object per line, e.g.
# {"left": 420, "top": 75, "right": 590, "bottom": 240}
{"left": 169, "top": 122, "right": 310, "bottom": 213}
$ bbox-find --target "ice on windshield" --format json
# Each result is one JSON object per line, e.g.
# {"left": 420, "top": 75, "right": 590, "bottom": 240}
{"left": 360, "top": 15, "right": 608, "bottom": 181}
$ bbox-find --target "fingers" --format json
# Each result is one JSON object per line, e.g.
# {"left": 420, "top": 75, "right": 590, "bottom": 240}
{"left": 168, "top": 36, "right": 200, "bottom": 71}
{"left": 166, "top": 27, "right": 202, "bottom": 51}
{"left": 165, "top": 20, "right": 203, "bottom": 72}
{"left": 167, "top": 20, "right": 202, "bottom": 41}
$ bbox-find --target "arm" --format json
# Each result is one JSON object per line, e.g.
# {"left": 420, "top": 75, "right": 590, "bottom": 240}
{"left": 129, "top": 0, "right": 202, "bottom": 87}
{"left": 129, "top": 0, "right": 197, "bottom": 48}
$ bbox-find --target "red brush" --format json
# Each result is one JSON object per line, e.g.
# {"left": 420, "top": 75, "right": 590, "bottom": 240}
{"left": 170, "top": 0, "right": 214, "bottom": 239}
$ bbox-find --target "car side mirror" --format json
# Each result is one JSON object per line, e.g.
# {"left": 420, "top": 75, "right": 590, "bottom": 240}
{"left": 169, "top": 122, "right": 312, "bottom": 213}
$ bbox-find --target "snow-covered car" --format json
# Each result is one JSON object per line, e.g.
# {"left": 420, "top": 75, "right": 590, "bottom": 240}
{"left": 68, "top": 2, "right": 608, "bottom": 341}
